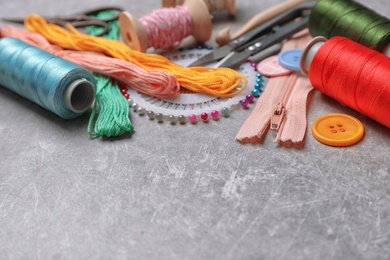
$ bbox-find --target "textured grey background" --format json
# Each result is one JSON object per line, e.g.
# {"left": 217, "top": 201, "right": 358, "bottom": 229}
{"left": 0, "top": 0, "right": 390, "bottom": 259}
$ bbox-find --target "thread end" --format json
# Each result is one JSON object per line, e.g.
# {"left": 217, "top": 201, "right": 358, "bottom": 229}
{"left": 299, "top": 36, "right": 327, "bottom": 75}
{"left": 64, "top": 78, "right": 95, "bottom": 114}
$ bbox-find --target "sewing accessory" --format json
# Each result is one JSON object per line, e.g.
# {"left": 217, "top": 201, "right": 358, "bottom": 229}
{"left": 236, "top": 31, "right": 313, "bottom": 147}
{"left": 84, "top": 12, "right": 134, "bottom": 138}
{"left": 311, "top": 113, "right": 364, "bottom": 147}
{"left": 300, "top": 36, "right": 390, "bottom": 129}
{"left": 215, "top": 0, "right": 308, "bottom": 45}
{"left": 88, "top": 74, "right": 134, "bottom": 137}
{"left": 278, "top": 49, "right": 302, "bottom": 72}
{"left": 1, "top": 25, "right": 180, "bottom": 99}
{"left": 188, "top": 1, "right": 314, "bottom": 68}
{"left": 2, "top": 6, "right": 124, "bottom": 37}
{"left": 0, "top": 37, "right": 95, "bottom": 119}
{"left": 119, "top": 0, "right": 212, "bottom": 52}
{"left": 162, "top": 0, "right": 236, "bottom": 16}
{"left": 246, "top": 43, "right": 283, "bottom": 64}
{"left": 125, "top": 47, "right": 259, "bottom": 124}
{"left": 308, "top": 0, "right": 390, "bottom": 55}
{"left": 24, "top": 14, "right": 247, "bottom": 98}
{"left": 256, "top": 55, "right": 293, "bottom": 77}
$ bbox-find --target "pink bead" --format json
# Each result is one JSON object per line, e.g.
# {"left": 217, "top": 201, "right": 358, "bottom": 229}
{"left": 240, "top": 99, "right": 249, "bottom": 108}
{"left": 246, "top": 94, "right": 254, "bottom": 102}
{"left": 201, "top": 112, "right": 208, "bottom": 121}
{"left": 188, "top": 114, "right": 197, "bottom": 123}
{"left": 211, "top": 110, "right": 219, "bottom": 119}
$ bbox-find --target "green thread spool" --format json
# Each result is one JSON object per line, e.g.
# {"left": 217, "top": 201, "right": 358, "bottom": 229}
{"left": 308, "top": 0, "right": 390, "bottom": 55}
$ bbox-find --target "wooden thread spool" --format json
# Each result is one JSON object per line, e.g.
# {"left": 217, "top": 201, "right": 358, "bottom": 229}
{"left": 162, "top": 0, "right": 236, "bottom": 16}
{"left": 119, "top": 0, "right": 212, "bottom": 52}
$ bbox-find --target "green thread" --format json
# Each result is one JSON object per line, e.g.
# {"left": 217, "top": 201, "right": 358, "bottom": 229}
{"left": 86, "top": 10, "right": 134, "bottom": 138}
{"left": 308, "top": 0, "right": 390, "bottom": 52}
{"left": 88, "top": 74, "right": 134, "bottom": 137}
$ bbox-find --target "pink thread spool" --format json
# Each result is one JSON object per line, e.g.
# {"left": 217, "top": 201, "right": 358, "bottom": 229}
{"left": 162, "top": 0, "right": 236, "bottom": 16}
{"left": 119, "top": 0, "right": 212, "bottom": 52}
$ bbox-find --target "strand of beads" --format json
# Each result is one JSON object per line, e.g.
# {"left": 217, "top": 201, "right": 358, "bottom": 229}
{"left": 117, "top": 64, "right": 263, "bottom": 125}
{"left": 116, "top": 45, "right": 262, "bottom": 125}
{"left": 126, "top": 93, "right": 255, "bottom": 125}
{"left": 251, "top": 73, "right": 264, "bottom": 98}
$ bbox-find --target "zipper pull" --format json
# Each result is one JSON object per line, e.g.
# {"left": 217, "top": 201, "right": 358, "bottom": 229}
{"left": 270, "top": 102, "right": 285, "bottom": 131}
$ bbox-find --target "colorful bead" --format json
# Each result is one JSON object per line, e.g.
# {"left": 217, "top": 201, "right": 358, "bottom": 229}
{"left": 147, "top": 110, "right": 155, "bottom": 119}
{"left": 201, "top": 112, "right": 208, "bottom": 121}
{"left": 211, "top": 110, "right": 219, "bottom": 119}
{"left": 178, "top": 115, "right": 186, "bottom": 124}
{"left": 168, "top": 115, "right": 176, "bottom": 124}
{"left": 155, "top": 113, "right": 163, "bottom": 122}
{"left": 137, "top": 107, "right": 146, "bottom": 115}
{"left": 240, "top": 99, "right": 249, "bottom": 108}
{"left": 246, "top": 94, "right": 254, "bottom": 103}
{"left": 188, "top": 114, "right": 197, "bottom": 123}
{"left": 221, "top": 107, "right": 230, "bottom": 116}
{"left": 252, "top": 89, "right": 260, "bottom": 98}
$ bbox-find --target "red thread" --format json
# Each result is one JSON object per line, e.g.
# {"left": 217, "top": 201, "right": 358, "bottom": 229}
{"left": 308, "top": 36, "right": 390, "bottom": 128}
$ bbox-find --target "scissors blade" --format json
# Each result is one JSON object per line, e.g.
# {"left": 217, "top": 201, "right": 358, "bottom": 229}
{"left": 215, "top": 51, "right": 251, "bottom": 69}
{"left": 216, "top": 16, "right": 309, "bottom": 68}
{"left": 187, "top": 45, "right": 232, "bottom": 67}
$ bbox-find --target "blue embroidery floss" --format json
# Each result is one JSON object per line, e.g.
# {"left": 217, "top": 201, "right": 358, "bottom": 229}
{"left": 0, "top": 37, "right": 96, "bottom": 119}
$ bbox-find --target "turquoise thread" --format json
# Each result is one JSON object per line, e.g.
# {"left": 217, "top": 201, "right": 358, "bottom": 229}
{"left": 0, "top": 37, "right": 95, "bottom": 119}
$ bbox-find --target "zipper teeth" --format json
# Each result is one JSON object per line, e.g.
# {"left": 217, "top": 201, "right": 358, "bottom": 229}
{"left": 275, "top": 77, "right": 313, "bottom": 145}
{"left": 236, "top": 29, "right": 313, "bottom": 145}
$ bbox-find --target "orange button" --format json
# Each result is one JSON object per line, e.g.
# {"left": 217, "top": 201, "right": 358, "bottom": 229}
{"left": 311, "top": 113, "right": 364, "bottom": 147}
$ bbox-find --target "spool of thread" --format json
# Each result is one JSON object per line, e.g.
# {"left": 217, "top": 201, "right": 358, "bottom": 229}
{"left": 162, "top": 0, "right": 235, "bottom": 16}
{"left": 119, "top": 0, "right": 212, "bottom": 52}
{"left": 0, "top": 37, "right": 95, "bottom": 119}
{"left": 308, "top": 0, "right": 390, "bottom": 55}
{"left": 300, "top": 36, "right": 390, "bottom": 128}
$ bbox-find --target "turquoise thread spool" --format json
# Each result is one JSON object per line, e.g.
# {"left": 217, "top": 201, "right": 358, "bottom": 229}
{"left": 0, "top": 37, "right": 96, "bottom": 119}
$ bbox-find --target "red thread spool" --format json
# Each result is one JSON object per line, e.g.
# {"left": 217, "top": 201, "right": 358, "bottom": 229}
{"left": 300, "top": 36, "right": 390, "bottom": 128}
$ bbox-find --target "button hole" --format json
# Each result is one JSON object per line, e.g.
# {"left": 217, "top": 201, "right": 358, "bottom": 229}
{"left": 339, "top": 129, "right": 345, "bottom": 132}
{"left": 329, "top": 125, "right": 335, "bottom": 128}
{"left": 331, "top": 130, "right": 337, "bottom": 133}
{"left": 337, "top": 124, "right": 343, "bottom": 127}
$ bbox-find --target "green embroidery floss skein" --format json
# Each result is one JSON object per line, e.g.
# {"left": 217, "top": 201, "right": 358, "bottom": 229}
{"left": 86, "top": 10, "right": 134, "bottom": 138}
{"left": 308, "top": 0, "right": 390, "bottom": 55}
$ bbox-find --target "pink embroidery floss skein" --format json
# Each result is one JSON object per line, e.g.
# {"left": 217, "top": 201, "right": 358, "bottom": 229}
{"left": 0, "top": 26, "right": 180, "bottom": 99}
{"left": 119, "top": 0, "right": 212, "bottom": 52}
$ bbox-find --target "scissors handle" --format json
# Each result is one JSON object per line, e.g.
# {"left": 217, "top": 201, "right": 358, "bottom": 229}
{"left": 78, "top": 6, "right": 124, "bottom": 22}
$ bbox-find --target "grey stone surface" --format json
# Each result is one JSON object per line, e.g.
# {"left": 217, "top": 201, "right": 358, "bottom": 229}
{"left": 0, "top": 0, "right": 389, "bottom": 259}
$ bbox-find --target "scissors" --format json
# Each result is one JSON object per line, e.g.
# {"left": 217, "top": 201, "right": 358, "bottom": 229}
{"left": 188, "top": 1, "right": 315, "bottom": 68}
{"left": 2, "top": 6, "right": 124, "bottom": 36}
